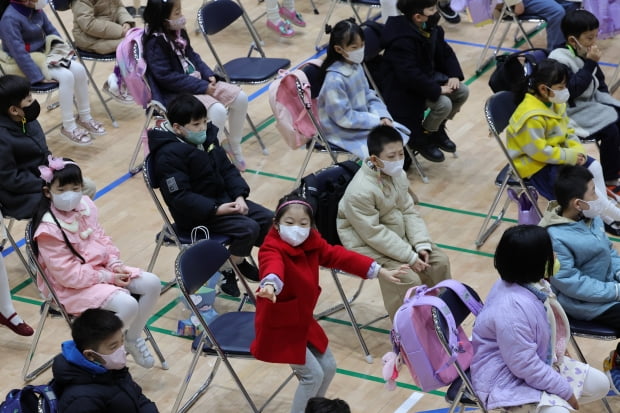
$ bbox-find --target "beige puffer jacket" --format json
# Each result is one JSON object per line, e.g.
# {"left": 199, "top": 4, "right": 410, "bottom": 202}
{"left": 72, "top": 0, "right": 134, "bottom": 54}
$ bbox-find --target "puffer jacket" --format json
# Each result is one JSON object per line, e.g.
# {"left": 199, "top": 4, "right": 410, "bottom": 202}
{"left": 72, "top": 0, "right": 135, "bottom": 54}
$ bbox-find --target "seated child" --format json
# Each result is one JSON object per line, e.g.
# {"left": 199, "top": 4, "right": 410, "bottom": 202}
{"left": 506, "top": 58, "right": 620, "bottom": 228}
{"left": 549, "top": 9, "right": 620, "bottom": 192}
{"left": 52, "top": 308, "right": 159, "bottom": 412}
{"left": 71, "top": 0, "right": 135, "bottom": 102}
{"left": 148, "top": 94, "right": 273, "bottom": 296}
{"left": 143, "top": 0, "right": 248, "bottom": 171}
{"left": 305, "top": 397, "right": 351, "bottom": 413}
{"left": 317, "top": 18, "right": 409, "bottom": 161}
{"left": 337, "top": 125, "right": 450, "bottom": 320}
{"left": 0, "top": 75, "right": 95, "bottom": 220}
{"left": 33, "top": 159, "right": 161, "bottom": 368}
{"left": 471, "top": 225, "right": 609, "bottom": 412}
{"left": 0, "top": 0, "right": 106, "bottom": 144}
{"left": 381, "top": 0, "right": 469, "bottom": 163}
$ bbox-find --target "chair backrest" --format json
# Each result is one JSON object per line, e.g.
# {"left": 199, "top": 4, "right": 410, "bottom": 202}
{"left": 198, "top": 0, "right": 244, "bottom": 35}
{"left": 485, "top": 90, "right": 517, "bottom": 137}
{"left": 361, "top": 21, "right": 383, "bottom": 61}
{"left": 302, "top": 62, "right": 323, "bottom": 100}
{"left": 432, "top": 284, "right": 483, "bottom": 341}
{"left": 176, "top": 239, "right": 230, "bottom": 296}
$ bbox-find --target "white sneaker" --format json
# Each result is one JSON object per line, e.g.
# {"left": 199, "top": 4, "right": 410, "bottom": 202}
{"left": 125, "top": 337, "right": 154, "bottom": 368}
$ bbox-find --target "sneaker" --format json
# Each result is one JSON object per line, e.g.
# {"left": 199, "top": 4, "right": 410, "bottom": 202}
{"left": 436, "top": 124, "right": 457, "bottom": 153}
{"left": 220, "top": 270, "right": 240, "bottom": 297}
{"left": 103, "top": 81, "right": 134, "bottom": 105}
{"left": 220, "top": 140, "right": 247, "bottom": 172}
{"left": 604, "top": 222, "right": 620, "bottom": 237}
{"left": 125, "top": 336, "right": 154, "bottom": 369}
{"left": 607, "top": 185, "right": 620, "bottom": 203}
{"left": 437, "top": 2, "right": 461, "bottom": 24}
{"left": 266, "top": 19, "right": 295, "bottom": 37}
{"left": 76, "top": 117, "right": 106, "bottom": 136}
{"left": 60, "top": 126, "right": 93, "bottom": 146}
{"left": 279, "top": 6, "right": 306, "bottom": 27}
{"left": 236, "top": 259, "right": 259, "bottom": 282}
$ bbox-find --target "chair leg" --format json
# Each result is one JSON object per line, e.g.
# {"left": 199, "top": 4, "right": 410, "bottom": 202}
{"left": 475, "top": 171, "right": 512, "bottom": 248}
{"left": 230, "top": 259, "right": 256, "bottom": 305}
{"left": 609, "top": 63, "right": 619, "bottom": 94}
{"left": 143, "top": 326, "right": 169, "bottom": 370}
{"left": 22, "top": 301, "right": 54, "bottom": 382}
{"left": 258, "top": 372, "right": 296, "bottom": 412}
{"left": 315, "top": 0, "right": 339, "bottom": 50}
{"left": 128, "top": 107, "right": 156, "bottom": 174}
{"left": 405, "top": 146, "right": 429, "bottom": 184}
{"left": 5, "top": 227, "right": 37, "bottom": 282}
{"left": 245, "top": 114, "right": 269, "bottom": 156}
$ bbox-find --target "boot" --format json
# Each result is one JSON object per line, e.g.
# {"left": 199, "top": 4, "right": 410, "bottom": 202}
{"left": 409, "top": 130, "right": 445, "bottom": 163}
{"left": 436, "top": 121, "right": 457, "bottom": 153}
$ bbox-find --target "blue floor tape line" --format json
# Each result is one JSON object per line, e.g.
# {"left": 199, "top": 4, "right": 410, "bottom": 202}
{"left": 417, "top": 408, "right": 477, "bottom": 413}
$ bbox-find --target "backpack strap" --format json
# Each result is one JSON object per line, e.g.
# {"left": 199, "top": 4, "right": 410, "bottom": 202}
{"left": 36, "top": 385, "right": 58, "bottom": 413}
{"left": 430, "top": 279, "right": 483, "bottom": 316}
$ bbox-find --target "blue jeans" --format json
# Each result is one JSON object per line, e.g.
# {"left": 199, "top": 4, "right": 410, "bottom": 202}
{"left": 523, "top": 0, "right": 579, "bottom": 49}
{"left": 528, "top": 156, "right": 595, "bottom": 200}
{"left": 289, "top": 346, "right": 337, "bottom": 413}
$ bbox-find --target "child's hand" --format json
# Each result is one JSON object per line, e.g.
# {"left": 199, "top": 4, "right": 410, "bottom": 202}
{"left": 440, "top": 85, "right": 453, "bottom": 95}
{"left": 113, "top": 273, "right": 131, "bottom": 287}
{"left": 446, "top": 78, "right": 460, "bottom": 90}
{"left": 122, "top": 23, "right": 131, "bottom": 36}
{"left": 380, "top": 118, "right": 393, "bottom": 127}
{"left": 576, "top": 153, "right": 586, "bottom": 166}
{"left": 257, "top": 285, "right": 277, "bottom": 303}
{"left": 235, "top": 196, "right": 249, "bottom": 215}
{"left": 378, "top": 265, "right": 408, "bottom": 283}
{"left": 411, "top": 256, "right": 430, "bottom": 273}
{"left": 586, "top": 44, "right": 601, "bottom": 62}
{"left": 206, "top": 76, "right": 217, "bottom": 95}
{"left": 216, "top": 202, "right": 242, "bottom": 215}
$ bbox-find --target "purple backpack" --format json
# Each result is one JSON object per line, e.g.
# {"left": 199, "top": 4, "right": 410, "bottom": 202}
{"left": 390, "top": 280, "right": 483, "bottom": 392}
{"left": 115, "top": 28, "right": 151, "bottom": 108}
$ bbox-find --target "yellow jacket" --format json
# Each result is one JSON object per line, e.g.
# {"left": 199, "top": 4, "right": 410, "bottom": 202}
{"left": 506, "top": 93, "right": 584, "bottom": 179}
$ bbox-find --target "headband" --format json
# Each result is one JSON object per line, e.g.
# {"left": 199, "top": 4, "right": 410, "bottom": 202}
{"left": 38, "top": 155, "right": 78, "bottom": 183}
{"left": 276, "top": 200, "right": 313, "bottom": 215}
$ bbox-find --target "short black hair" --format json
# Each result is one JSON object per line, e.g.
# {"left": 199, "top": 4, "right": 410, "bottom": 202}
{"left": 71, "top": 309, "right": 124, "bottom": 353}
{"left": 561, "top": 9, "right": 599, "bottom": 40}
{"left": 367, "top": 125, "right": 404, "bottom": 157}
{"left": 0, "top": 75, "right": 31, "bottom": 116}
{"left": 397, "top": 0, "right": 437, "bottom": 18}
{"left": 494, "top": 225, "right": 554, "bottom": 284}
{"left": 305, "top": 397, "right": 351, "bottom": 413}
{"left": 554, "top": 165, "right": 593, "bottom": 210}
{"left": 167, "top": 94, "right": 207, "bottom": 127}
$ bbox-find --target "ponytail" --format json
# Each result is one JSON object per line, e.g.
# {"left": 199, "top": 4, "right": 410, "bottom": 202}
{"left": 318, "top": 18, "right": 364, "bottom": 86}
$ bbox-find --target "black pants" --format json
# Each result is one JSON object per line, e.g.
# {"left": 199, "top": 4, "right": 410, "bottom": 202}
{"left": 205, "top": 199, "right": 273, "bottom": 257}
{"left": 591, "top": 302, "right": 620, "bottom": 329}
{"left": 595, "top": 112, "right": 620, "bottom": 182}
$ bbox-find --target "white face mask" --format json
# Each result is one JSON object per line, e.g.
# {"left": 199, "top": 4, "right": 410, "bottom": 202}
{"left": 167, "top": 16, "right": 187, "bottom": 31}
{"left": 580, "top": 196, "right": 606, "bottom": 218}
{"left": 345, "top": 46, "right": 365, "bottom": 64}
{"left": 278, "top": 225, "right": 310, "bottom": 247}
{"left": 51, "top": 191, "right": 82, "bottom": 212}
{"left": 380, "top": 158, "right": 404, "bottom": 177}
{"left": 34, "top": 0, "right": 47, "bottom": 10}
{"left": 546, "top": 86, "right": 570, "bottom": 104}
{"left": 95, "top": 345, "right": 127, "bottom": 370}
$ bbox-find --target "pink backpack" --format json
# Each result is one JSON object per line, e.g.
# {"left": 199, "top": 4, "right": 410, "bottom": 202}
{"left": 389, "top": 280, "right": 483, "bottom": 392}
{"left": 115, "top": 27, "right": 151, "bottom": 109}
{"left": 268, "top": 59, "right": 323, "bottom": 149}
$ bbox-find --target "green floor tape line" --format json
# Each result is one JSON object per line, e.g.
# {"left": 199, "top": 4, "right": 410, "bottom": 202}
{"left": 336, "top": 367, "right": 446, "bottom": 397}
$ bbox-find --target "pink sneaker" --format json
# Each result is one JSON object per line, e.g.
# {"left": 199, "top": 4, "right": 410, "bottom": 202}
{"left": 279, "top": 6, "right": 305, "bottom": 27}
{"left": 266, "top": 19, "right": 295, "bottom": 37}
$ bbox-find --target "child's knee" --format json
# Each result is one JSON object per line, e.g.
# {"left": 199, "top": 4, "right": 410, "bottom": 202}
{"left": 207, "top": 103, "right": 227, "bottom": 127}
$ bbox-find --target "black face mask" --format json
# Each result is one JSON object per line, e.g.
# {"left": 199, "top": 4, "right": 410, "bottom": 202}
{"left": 21, "top": 99, "right": 41, "bottom": 122}
{"left": 424, "top": 12, "right": 441, "bottom": 29}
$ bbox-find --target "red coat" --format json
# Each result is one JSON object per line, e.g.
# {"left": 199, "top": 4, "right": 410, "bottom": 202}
{"left": 251, "top": 227, "right": 374, "bottom": 364}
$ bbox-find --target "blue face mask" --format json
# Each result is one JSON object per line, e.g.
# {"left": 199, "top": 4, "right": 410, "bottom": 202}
{"left": 182, "top": 127, "right": 207, "bottom": 145}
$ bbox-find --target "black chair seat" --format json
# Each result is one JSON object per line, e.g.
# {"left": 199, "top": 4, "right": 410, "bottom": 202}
{"left": 306, "top": 139, "right": 347, "bottom": 153}
{"left": 444, "top": 370, "right": 478, "bottom": 406}
{"left": 224, "top": 57, "right": 290, "bottom": 83}
{"left": 495, "top": 164, "right": 522, "bottom": 187}
{"left": 31, "top": 82, "right": 58, "bottom": 92}
{"left": 156, "top": 224, "right": 230, "bottom": 245}
{"left": 76, "top": 49, "right": 116, "bottom": 61}
{"left": 569, "top": 317, "right": 620, "bottom": 338}
{"left": 352, "top": 0, "right": 380, "bottom": 6}
{"left": 192, "top": 311, "right": 255, "bottom": 356}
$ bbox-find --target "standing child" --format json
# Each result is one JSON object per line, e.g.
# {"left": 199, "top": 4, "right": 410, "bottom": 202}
{"left": 318, "top": 18, "right": 408, "bottom": 160}
{"left": 32, "top": 159, "right": 161, "bottom": 368}
{"left": 0, "top": 0, "right": 106, "bottom": 144}
{"left": 52, "top": 308, "right": 159, "bottom": 412}
{"left": 265, "top": 0, "right": 304, "bottom": 37}
{"left": 251, "top": 195, "right": 406, "bottom": 413}
{"left": 143, "top": 0, "right": 249, "bottom": 171}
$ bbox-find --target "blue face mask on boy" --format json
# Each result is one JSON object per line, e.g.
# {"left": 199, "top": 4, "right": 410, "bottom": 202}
{"left": 182, "top": 127, "right": 207, "bottom": 145}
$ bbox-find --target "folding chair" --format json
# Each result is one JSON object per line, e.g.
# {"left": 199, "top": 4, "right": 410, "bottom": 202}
{"left": 475, "top": 2, "right": 547, "bottom": 74}
{"left": 610, "top": 61, "right": 619, "bottom": 95}
{"left": 142, "top": 155, "right": 256, "bottom": 301}
{"left": 431, "top": 283, "right": 488, "bottom": 413}
{"left": 475, "top": 91, "right": 541, "bottom": 248}
{"left": 314, "top": 0, "right": 381, "bottom": 50}
{"left": 1, "top": 216, "right": 37, "bottom": 282}
{"left": 197, "top": 0, "right": 292, "bottom": 155}
{"left": 567, "top": 316, "right": 618, "bottom": 413}
{"left": 21, "top": 222, "right": 168, "bottom": 382}
{"left": 47, "top": 0, "right": 119, "bottom": 127}
{"left": 172, "top": 239, "right": 294, "bottom": 413}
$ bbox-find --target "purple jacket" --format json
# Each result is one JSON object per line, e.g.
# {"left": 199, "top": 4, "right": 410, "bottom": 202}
{"left": 471, "top": 280, "right": 572, "bottom": 410}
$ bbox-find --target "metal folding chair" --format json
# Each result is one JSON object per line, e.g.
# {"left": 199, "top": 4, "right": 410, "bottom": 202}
{"left": 315, "top": 0, "right": 381, "bottom": 50}
{"left": 197, "top": 0, "right": 292, "bottom": 155}
{"left": 610, "top": 61, "right": 619, "bottom": 94}
{"left": 172, "top": 239, "right": 294, "bottom": 413}
{"left": 21, "top": 222, "right": 168, "bottom": 382}
{"left": 475, "top": 91, "right": 542, "bottom": 248}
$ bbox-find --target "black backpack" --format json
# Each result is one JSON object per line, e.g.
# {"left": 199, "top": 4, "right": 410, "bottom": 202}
{"left": 294, "top": 161, "right": 361, "bottom": 246}
{"left": 488, "top": 48, "right": 549, "bottom": 93}
{"left": 0, "top": 384, "right": 58, "bottom": 413}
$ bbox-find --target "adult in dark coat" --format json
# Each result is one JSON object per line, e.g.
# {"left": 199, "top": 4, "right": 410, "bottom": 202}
{"left": 381, "top": 0, "right": 467, "bottom": 163}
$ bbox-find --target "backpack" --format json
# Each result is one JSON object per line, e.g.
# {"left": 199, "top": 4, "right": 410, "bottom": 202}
{"left": 0, "top": 384, "right": 58, "bottom": 413}
{"left": 488, "top": 48, "right": 549, "bottom": 93}
{"left": 390, "top": 280, "right": 483, "bottom": 392}
{"left": 268, "top": 59, "right": 323, "bottom": 149}
{"left": 115, "top": 27, "right": 151, "bottom": 108}
{"left": 294, "top": 161, "right": 360, "bottom": 245}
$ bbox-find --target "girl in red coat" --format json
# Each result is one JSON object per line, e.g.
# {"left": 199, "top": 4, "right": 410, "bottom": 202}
{"left": 251, "top": 195, "right": 406, "bottom": 413}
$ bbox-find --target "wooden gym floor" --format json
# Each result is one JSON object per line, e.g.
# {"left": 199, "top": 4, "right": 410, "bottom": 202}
{"left": 1, "top": 0, "right": 619, "bottom": 412}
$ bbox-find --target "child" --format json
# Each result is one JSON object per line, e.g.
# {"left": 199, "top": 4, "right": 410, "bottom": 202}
{"left": 71, "top": 0, "right": 136, "bottom": 103}
{"left": 143, "top": 0, "right": 249, "bottom": 171}
{"left": 381, "top": 0, "right": 468, "bottom": 163}
{"left": 32, "top": 159, "right": 161, "bottom": 368}
{"left": 52, "top": 308, "right": 159, "bottom": 412}
{"left": 0, "top": 0, "right": 105, "bottom": 144}
{"left": 317, "top": 18, "right": 408, "bottom": 161}
{"left": 305, "top": 397, "right": 351, "bottom": 413}
{"left": 265, "top": 0, "right": 304, "bottom": 37}
{"left": 506, "top": 58, "right": 620, "bottom": 230}
{"left": 0, "top": 241, "right": 33, "bottom": 335}
{"left": 549, "top": 9, "right": 620, "bottom": 191}
{"left": 148, "top": 94, "right": 273, "bottom": 293}
{"left": 471, "top": 225, "right": 610, "bottom": 412}
{"left": 0, "top": 75, "right": 96, "bottom": 220}
{"left": 337, "top": 125, "right": 450, "bottom": 320}
{"left": 251, "top": 194, "right": 406, "bottom": 413}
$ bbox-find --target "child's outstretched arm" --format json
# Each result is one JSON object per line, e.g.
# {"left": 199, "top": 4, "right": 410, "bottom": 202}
{"left": 377, "top": 265, "right": 408, "bottom": 283}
